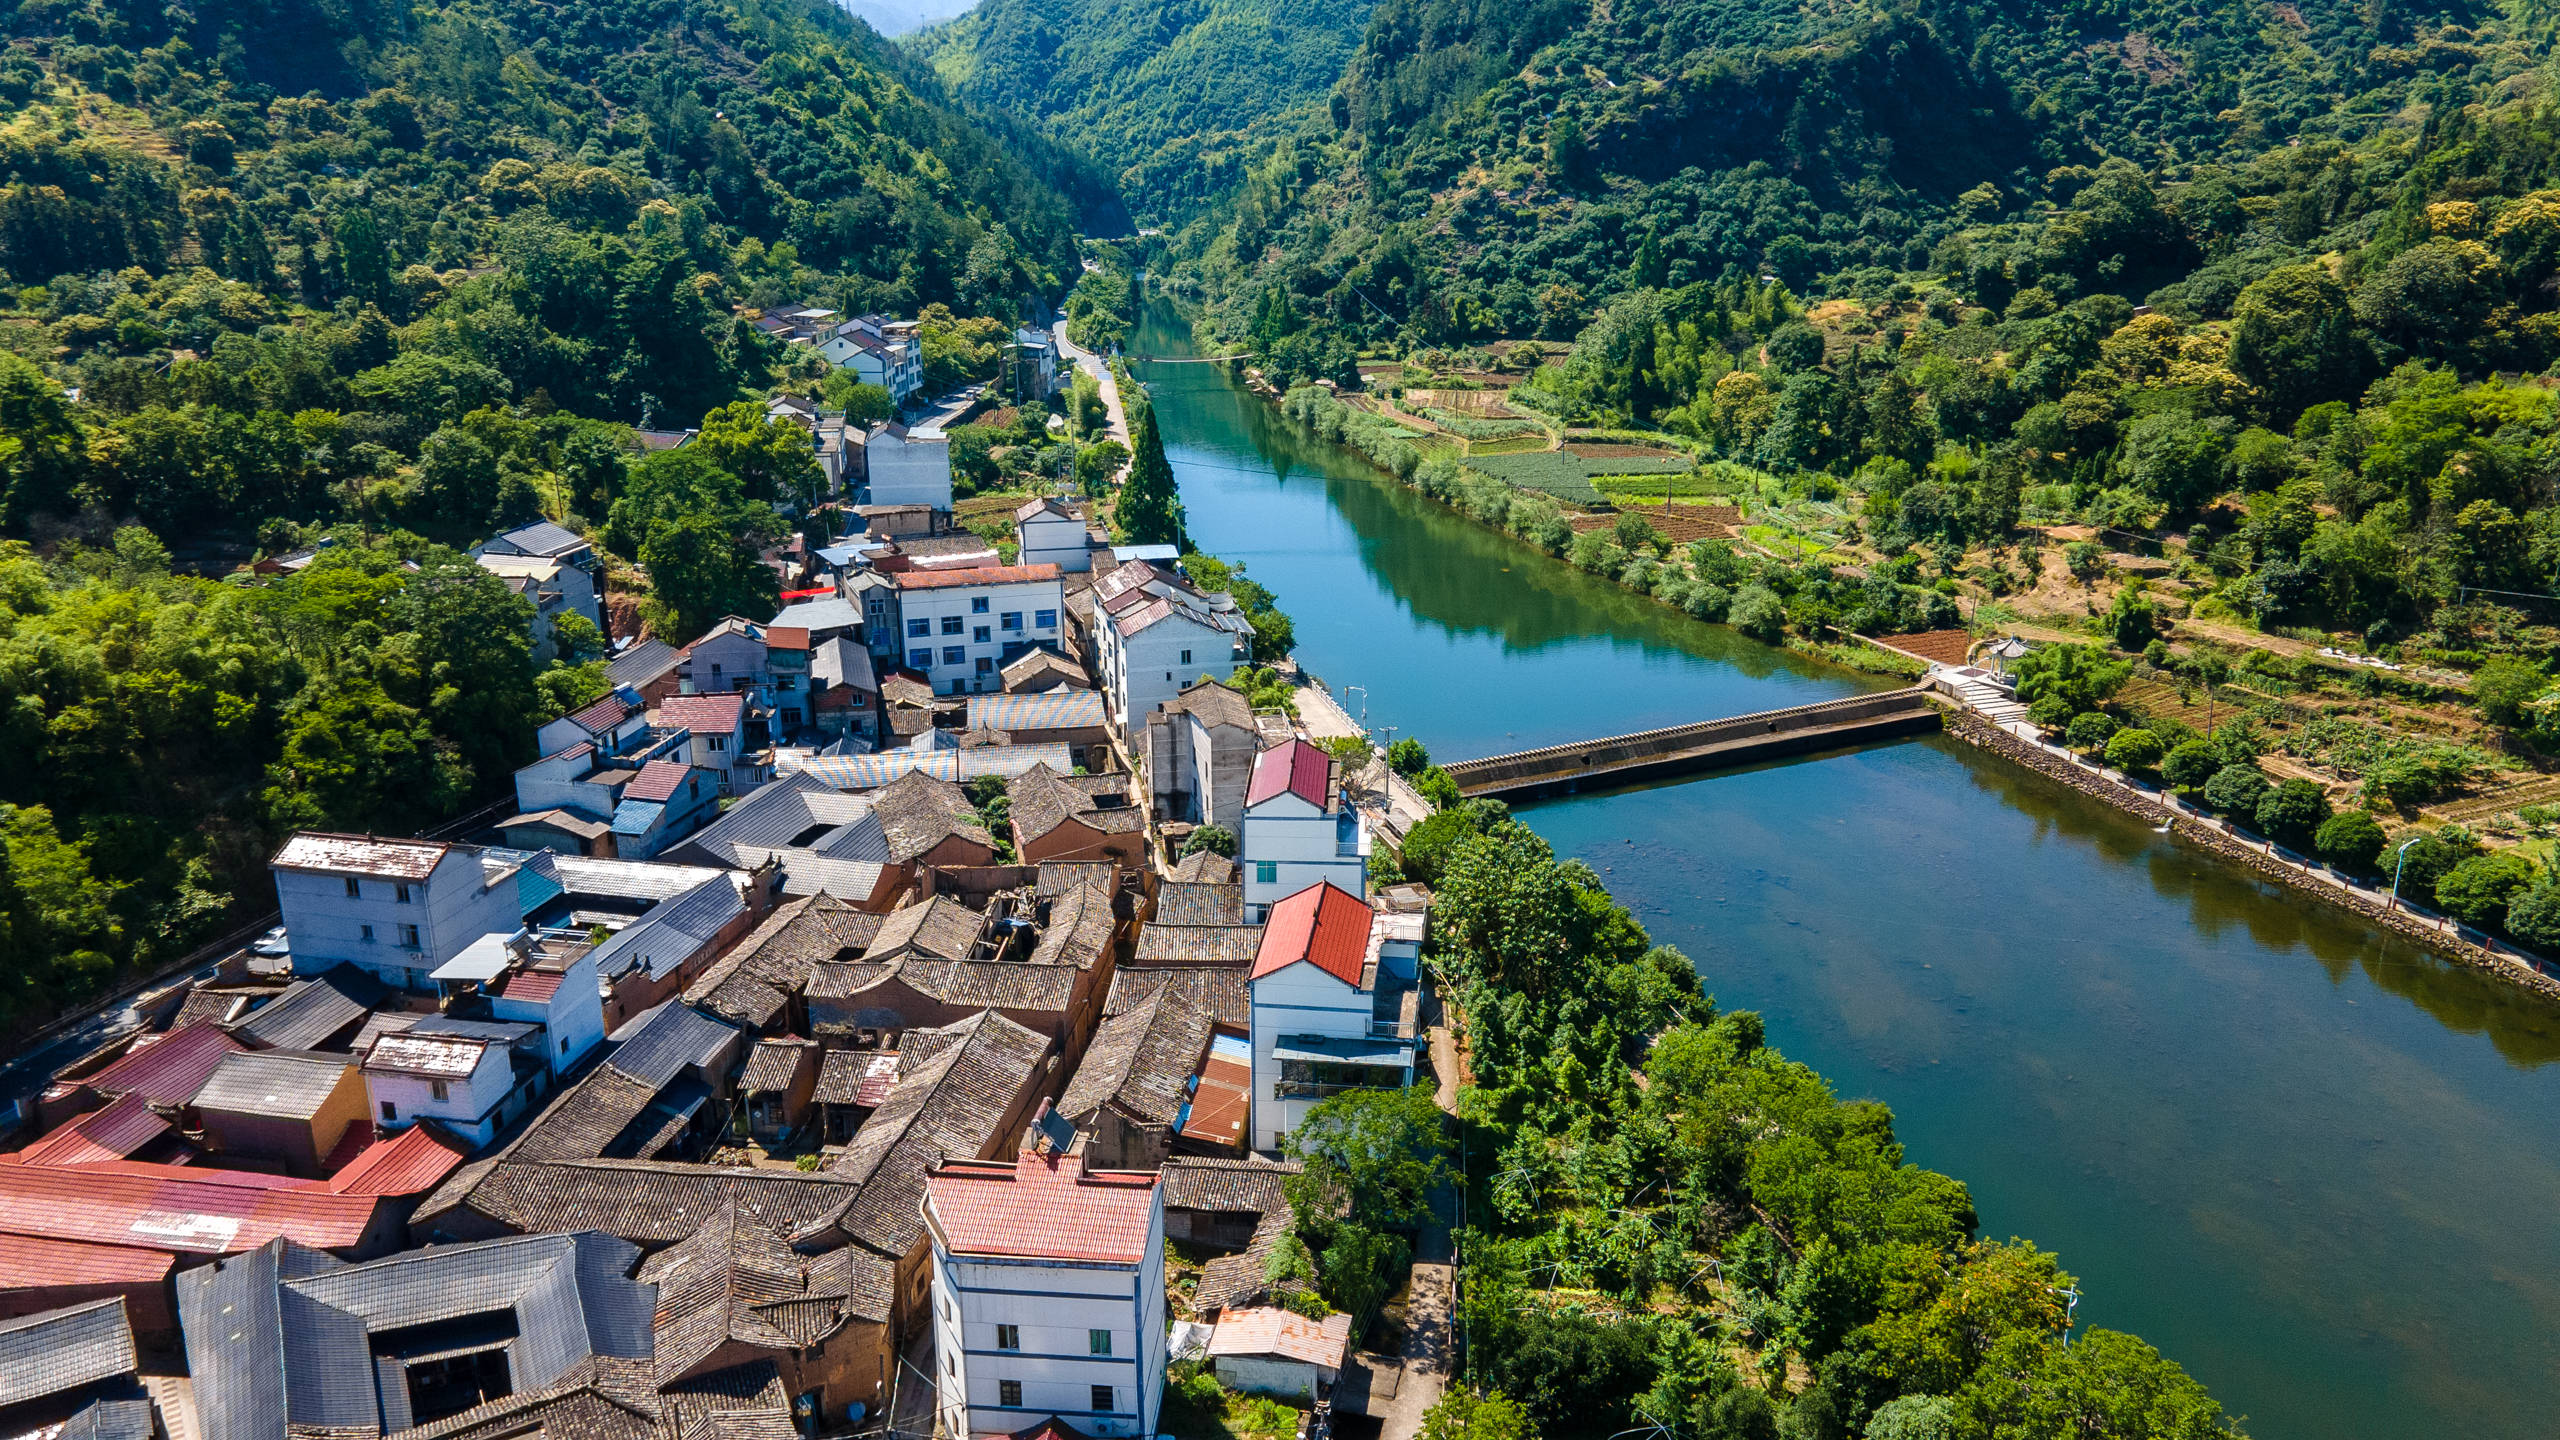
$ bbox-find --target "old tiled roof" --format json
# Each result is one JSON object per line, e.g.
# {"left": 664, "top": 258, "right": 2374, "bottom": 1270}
{"left": 1132, "top": 923, "right": 1265, "bottom": 967}
{"left": 1167, "top": 851, "right": 1239, "bottom": 884}
{"left": 740, "top": 1038, "right": 816, "bottom": 1094}
{"left": 889, "top": 959, "right": 1075, "bottom": 1014}
{"left": 511, "top": 1068, "right": 669, "bottom": 1165}
{"left": 924, "top": 1151, "right": 1157, "bottom": 1266}
{"left": 1000, "top": 649, "right": 1090, "bottom": 691}
{"left": 396, "top": 1355, "right": 793, "bottom": 1440}
{"left": 1251, "top": 882, "right": 1372, "bottom": 986}
{"left": 269, "top": 832, "right": 450, "bottom": 880}
{"left": 888, "top": 563, "right": 1061, "bottom": 590}
{"left": 425, "top": 1159, "right": 862, "bottom": 1250}
{"left": 660, "top": 693, "right": 749, "bottom": 735}
{"left": 865, "top": 894, "right": 984, "bottom": 962}
{"left": 1160, "top": 1155, "right": 1301, "bottom": 1215}
{"left": 1154, "top": 881, "right": 1243, "bottom": 926}
{"left": 812, "top": 1049, "right": 899, "bottom": 1107}
{"left": 1151, "top": 678, "right": 1254, "bottom": 731}
{"left": 867, "top": 769, "right": 993, "bottom": 863}
{"left": 1057, "top": 987, "right": 1210, "bottom": 1130}
{"left": 0, "top": 1296, "right": 136, "bottom": 1406}
{"left": 1009, "top": 763, "right": 1144, "bottom": 843}
{"left": 225, "top": 964, "right": 388, "bottom": 1051}
{"left": 819, "top": 1011, "right": 1051, "bottom": 1257}
{"left": 191, "top": 1050, "right": 352, "bottom": 1119}
{"left": 626, "top": 759, "right": 696, "bottom": 804}
{"left": 1106, "top": 966, "right": 1250, "bottom": 1030}
{"left": 642, "top": 1198, "right": 887, "bottom": 1386}
{"left": 1028, "top": 881, "right": 1115, "bottom": 970}
{"left": 1037, "top": 862, "right": 1118, "bottom": 900}
{"left": 1193, "top": 1209, "right": 1306, "bottom": 1317}
{"left": 685, "top": 895, "right": 885, "bottom": 1030}
{"left": 568, "top": 690, "right": 642, "bottom": 736}
{"left": 1247, "top": 740, "right": 1332, "bottom": 809}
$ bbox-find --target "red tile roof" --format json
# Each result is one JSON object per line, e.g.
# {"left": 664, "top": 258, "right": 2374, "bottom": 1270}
{"left": 82, "top": 1024, "right": 245, "bottom": 1107}
{"left": 0, "top": 1159, "right": 381, "bottom": 1253}
{"left": 15, "top": 1096, "right": 172, "bottom": 1166}
{"left": 0, "top": 1231, "right": 176, "bottom": 1289}
{"left": 1250, "top": 882, "right": 1372, "bottom": 987}
{"left": 1207, "top": 1306, "right": 1353, "bottom": 1368}
{"left": 889, "top": 564, "right": 1062, "bottom": 591}
{"left": 565, "top": 691, "right": 637, "bottom": 735}
{"left": 765, "top": 625, "right": 811, "bottom": 650}
{"left": 1247, "top": 740, "right": 1331, "bottom": 810}
{"left": 659, "top": 693, "right": 747, "bottom": 734}
{"left": 497, "top": 969, "right": 566, "bottom": 1003}
{"left": 1179, "top": 1045, "right": 1251, "bottom": 1148}
{"left": 925, "top": 1150, "right": 1158, "bottom": 1265}
{"left": 324, "top": 1122, "right": 473, "bottom": 1196}
{"left": 623, "top": 758, "right": 692, "bottom": 803}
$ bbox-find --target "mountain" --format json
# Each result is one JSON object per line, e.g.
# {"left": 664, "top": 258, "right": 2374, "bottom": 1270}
{"left": 839, "top": 0, "right": 985, "bottom": 38}
{"left": 918, "top": 0, "right": 1381, "bottom": 223}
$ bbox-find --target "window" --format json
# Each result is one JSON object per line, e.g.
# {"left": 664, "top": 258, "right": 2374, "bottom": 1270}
{"left": 344, "top": 876, "right": 362, "bottom": 898}
{"left": 942, "top": 616, "right": 965, "bottom": 636}
{"left": 1036, "top": 609, "right": 1058, "bottom": 629}
{"left": 429, "top": 1079, "right": 449, "bottom": 1102}
{"left": 360, "top": 924, "right": 376, "bottom": 942}
{"left": 710, "top": 663, "right": 724, "bottom": 679}
{"left": 909, "top": 648, "right": 935, "bottom": 670}
{"left": 943, "top": 646, "right": 967, "bottom": 666}
{"left": 398, "top": 923, "right": 421, "bottom": 949}
{"left": 394, "top": 883, "right": 412, "bottom": 904}
{"left": 381, "top": 1101, "right": 396, "bottom": 1122}
{"left": 1088, "top": 1328, "right": 1112, "bottom": 1356}
{"left": 1180, "top": 649, "right": 1193, "bottom": 664}
{"left": 1001, "top": 611, "right": 1023, "bottom": 631}
{"left": 975, "top": 657, "right": 996, "bottom": 675}
{"left": 1090, "top": 1386, "right": 1115, "bottom": 1414}
{"left": 908, "top": 618, "right": 932, "bottom": 638}
{"left": 972, "top": 597, "right": 990, "bottom": 614}
{"left": 999, "top": 1381, "right": 1022, "bottom": 1408}
{"left": 708, "top": 736, "right": 727, "bottom": 754}
{"left": 1255, "top": 861, "right": 1278, "bottom": 884}
{"left": 973, "top": 625, "right": 992, "bottom": 644}
{"left": 996, "top": 1324, "right": 1020, "bottom": 1351}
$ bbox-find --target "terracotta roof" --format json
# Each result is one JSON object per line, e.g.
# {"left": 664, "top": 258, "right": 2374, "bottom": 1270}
{"left": 0, "top": 1159, "right": 382, "bottom": 1253}
{"left": 1180, "top": 1042, "right": 1251, "bottom": 1148}
{"left": 1247, "top": 740, "right": 1331, "bottom": 809}
{"left": 324, "top": 1122, "right": 472, "bottom": 1196}
{"left": 0, "top": 1231, "right": 175, "bottom": 1289}
{"left": 499, "top": 968, "right": 568, "bottom": 1003}
{"left": 624, "top": 758, "right": 695, "bottom": 804}
{"left": 661, "top": 693, "right": 749, "bottom": 734}
{"left": 1207, "top": 1306, "right": 1352, "bottom": 1369}
{"left": 566, "top": 691, "right": 639, "bottom": 736}
{"left": 269, "top": 832, "right": 451, "bottom": 880}
{"left": 924, "top": 1150, "right": 1157, "bottom": 1265}
{"left": 15, "top": 1095, "right": 172, "bottom": 1165}
{"left": 1251, "top": 882, "right": 1373, "bottom": 986}
{"left": 888, "top": 564, "right": 1062, "bottom": 590}
{"left": 764, "top": 625, "right": 811, "bottom": 650}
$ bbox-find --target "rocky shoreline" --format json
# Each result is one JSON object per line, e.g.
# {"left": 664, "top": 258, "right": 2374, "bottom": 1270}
{"left": 1938, "top": 703, "right": 2560, "bottom": 1006}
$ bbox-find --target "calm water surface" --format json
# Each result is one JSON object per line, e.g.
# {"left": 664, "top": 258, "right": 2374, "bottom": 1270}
{"left": 1130, "top": 303, "right": 2560, "bottom": 1440}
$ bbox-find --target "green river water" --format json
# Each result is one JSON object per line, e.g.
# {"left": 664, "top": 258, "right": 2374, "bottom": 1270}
{"left": 1128, "top": 301, "right": 2560, "bottom": 1440}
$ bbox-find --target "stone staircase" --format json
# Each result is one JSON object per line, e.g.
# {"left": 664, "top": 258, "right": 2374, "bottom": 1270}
{"left": 1942, "top": 672, "right": 2030, "bottom": 725}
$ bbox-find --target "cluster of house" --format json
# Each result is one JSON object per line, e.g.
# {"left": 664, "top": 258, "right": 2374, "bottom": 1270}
{"left": 0, "top": 621, "right": 1418, "bottom": 1440}
{"left": 748, "top": 305, "right": 1060, "bottom": 409}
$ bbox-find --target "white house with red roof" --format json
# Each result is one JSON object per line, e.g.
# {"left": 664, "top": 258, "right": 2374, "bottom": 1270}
{"left": 924, "top": 1148, "right": 1167, "bottom": 1440}
{"left": 1089, "top": 560, "right": 1254, "bottom": 734}
{"left": 607, "top": 756, "right": 720, "bottom": 859}
{"left": 1247, "top": 881, "right": 1415, "bottom": 1151}
{"left": 269, "top": 834, "right": 525, "bottom": 993}
{"left": 1239, "top": 740, "right": 1370, "bottom": 920}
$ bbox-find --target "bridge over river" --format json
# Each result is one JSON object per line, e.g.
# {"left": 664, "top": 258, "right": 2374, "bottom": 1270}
{"left": 1439, "top": 688, "right": 1943, "bottom": 799}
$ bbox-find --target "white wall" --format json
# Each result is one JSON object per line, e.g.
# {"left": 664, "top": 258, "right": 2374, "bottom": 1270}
{"left": 934, "top": 1209, "right": 1166, "bottom": 1439}
{"left": 1019, "top": 513, "right": 1091, "bottom": 573}
{"left": 1241, "top": 806, "right": 1369, "bottom": 917}
{"left": 1102, "top": 613, "right": 1245, "bottom": 733}
{"left": 277, "top": 850, "right": 521, "bottom": 992}
{"left": 896, "top": 578, "right": 1067, "bottom": 696}
{"left": 1248, "top": 961, "right": 1374, "bottom": 1152}
{"left": 492, "top": 951, "right": 606, "bottom": 1072}
{"left": 365, "top": 1045, "right": 515, "bottom": 1144}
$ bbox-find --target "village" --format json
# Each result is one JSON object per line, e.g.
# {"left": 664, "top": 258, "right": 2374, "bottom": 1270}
{"left": 0, "top": 317, "right": 1448, "bottom": 1440}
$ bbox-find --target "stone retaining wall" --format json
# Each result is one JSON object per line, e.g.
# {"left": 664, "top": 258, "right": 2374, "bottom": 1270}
{"left": 1937, "top": 703, "right": 2560, "bottom": 1006}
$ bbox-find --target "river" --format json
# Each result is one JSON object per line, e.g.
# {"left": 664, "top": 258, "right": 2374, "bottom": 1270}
{"left": 1127, "top": 302, "right": 2560, "bottom": 1440}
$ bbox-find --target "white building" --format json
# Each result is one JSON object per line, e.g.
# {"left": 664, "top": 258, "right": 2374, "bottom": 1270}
{"left": 822, "top": 315, "right": 925, "bottom": 403}
{"left": 862, "top": 423, "right": 953, "bottom": 510}
{"left": 476, "top": 553, "right": 603, "bottom": 663}
{"left": 269, "top": 834, "right": 525, "bottom": 993}
{"left": 1206, "top": 1307, "right": 1354, "bottom": 1400}
{"left": 1007, "top": 327, "right": 1059, "bottom": 402}
{"left": 1144, "top": 679, "right": 1259, "bottom": 835}
{"left": 926, "top": 1148, "right": 1166, "bottom": 1440}
{"left": 1247, "top": 881, "right": 1416, "bottom": 1151}
{"left": 1239, "top": 740, "right": 1369, "bottom": 920}
{"left": 891, "top": 564, "right": 1067, "bottom": 696}
{"left": 361, "top": 1027, "right": 522, "bottom": 1146}
{"left": 1015, "top": 497, "right": 1095, "bottom": 573}
{"left": 1089, "top": 560, "right": 1254, "bottom": 734}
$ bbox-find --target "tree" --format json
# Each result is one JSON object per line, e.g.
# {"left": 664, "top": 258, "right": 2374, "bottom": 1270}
{"left": 820, "top": 374, "right": 895, "bottom": 424}
{"left": 2504, "top": 877, "right": 2560, "bottom": 952}
{"left": 2118, "top": 412, "right": 2235, "bottom": 517}
{"left": 2393, "top": 827, "right": 2482, "bottom": 908}
{"left": 2067, "top": 710, "right": 2121, "bottom": 753}
{"left": 639, "top": 511, "right": 781, "bottom": 642}
{"left": 2229, "top": 264, "right": 2364, "bottom": 419}
{"left": 2202, "top": 763, "right": 2270, "bottom": 818}
{"left": 1955, "top": 1329, "right": 2237, "bottom": 1440}
{"left": 1076, "top": 440, "right": 1129, "bottom": 495}
{"left": 1730, "top": 583, "right": 1785, "bottom": 642}
{"left": 2315, "top": 810, "right": 2388, "bottom": 874}
{"left": 2163, "top": 740, "right": 2219, "bottom": 792}
{"left": 2105, "top": 727, "right": 2165, "bottom": 775}
{"left": 1115, "top": 405, "right": 1188, "bottom": 547}
{"left": 2472, "top": 657, "right": 2549, "bottom": 729}
{"left": 2255, "top": 779, "right": 2332, "bottom": 850}
{"left": 1181, "top": 825, "right": 1235, "bottom": 858}
{"left": 1283, "top": 1084, "right": 1449, "bottom": 1233}
{"left": 2435, "top": 852, "right": 2538, "bottom": 930}
{"left": 695, "top": 401, "right": 824, "bottom": 505}
{"left": 2013, "top": 644, "right": 2131, "bottom": 715}
{"left": 1387, "top": 736, "right": 1431, "bottom": 776}
{"left": 335, "top": 209, "right": 394, "bottom": 306}
{"left": 1398, "top": 799, "right": 1509, "bottom": 887}
{"left": 1420, "top": 1390, "right": 1537, "bottom": 1440}
{"left": 2105, "top": 584, "right": 2161, "bottom": 650}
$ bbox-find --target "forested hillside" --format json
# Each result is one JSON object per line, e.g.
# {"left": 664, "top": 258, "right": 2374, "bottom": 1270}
{"left": 0, "top": 0, "right": 1087, "bottom": 1028}
{"left": 919, "top": 0, "right": 1379, "bottom": 223}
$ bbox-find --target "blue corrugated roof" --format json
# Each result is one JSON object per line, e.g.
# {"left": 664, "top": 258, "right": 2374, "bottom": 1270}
{"left": 610, "top": 800, "right": 665, "bottom": 836}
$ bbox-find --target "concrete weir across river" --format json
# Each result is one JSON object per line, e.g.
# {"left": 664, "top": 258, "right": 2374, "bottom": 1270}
{"left": 1442, "top": 688, "right": 1941, "bottom": 798}
{"left": 1128, "top": 297, "right": 2560, "bottom": 1440}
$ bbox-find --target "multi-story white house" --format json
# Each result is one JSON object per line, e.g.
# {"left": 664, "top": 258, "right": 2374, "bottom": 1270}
{"left": 269, "top": 834, "right": 524, "bottom": 993}
{"left": 926, "top": 1148, "right": 1166, "bottom": 1440}
{"left": 861, "top": 423, "right": 953, "bottom": 510}
{"left": 891, "top": 564, "right": 1067, "bottom": 696}
{"left": 1015, "top": 497, "right": 1095, "bottom": 572}
{"left": 1089, "top": 560, "right": 1255, "bottom": 734}
{"left": 1239, "top": 740, "right": 1369, "bottom": 920}
{"left": 823, "top": 315, "right": 925, "bottom": 403}
{"left": 1006, "top": 327, "right": 1059, "bottom": 401}
{"left": 1145, "top": 679, "right": 1259, "bottom": 835}
{"left": 1247, "top": 881, "right": 1417, "bottom": 1151}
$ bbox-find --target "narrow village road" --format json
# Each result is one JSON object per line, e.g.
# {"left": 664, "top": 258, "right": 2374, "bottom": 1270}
{"left": 1053, "top": 315, "right": 1130, "bottom": 449}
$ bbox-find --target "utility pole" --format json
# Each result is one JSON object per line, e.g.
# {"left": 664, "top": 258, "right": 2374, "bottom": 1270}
{"left": 2390, "top": 837, "right": 2425, "bottom": 911}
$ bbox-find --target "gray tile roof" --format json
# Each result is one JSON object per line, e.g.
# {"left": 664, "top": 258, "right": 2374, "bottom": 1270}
{"left": 1154, "top": 882, "right": 1243, "bottom": 926}
{"left": 1009, "top": 763, "right": 1144, "bottom": 843}
{"left": 818, "top": 1011, "right": 1051, "bottom": 1257}
{"left": 1150, "top": 678, "right": 1255, "bottom": 731}
{"left": 1160, "top": 1155, "right": 1301, "bottom": 1215}
{"left": 866, "top": 770, "right": 993, "bottom": 863}
{"left": 495, "top": 520, "right": 590, "bottom": 558}
{"left": 739, "top": 1038, "right": 815, "bottom": 1094}
{"left": 224, "top": 964, "right": 387, "bottom": 1051}
{"left": 674, "top": 773, "right": 886, "bottom": 869}
{"left": 1106, "top": 965, "right": 1250, "bottom": 1029}
{"left": 685, "top": 895, "right": 886, "bottom": 1030}
{"left": 864, "top": 895, "right": 983, "bottom": 962}
{"left": 425, "top": 1159, "right": 862, "bottom": 1251}
{"left": 1057, "top": 986, "right": 1211, "bottom": 1130}
{"left": 588, "top": 875, "right": 747, "bottom": 982}
{"left": 1167, "top": 851, "right": 1239, "bottom": 884}
{"left": 0, "top": 1297, "right": 137, "bottom": 1406}
{"left": 610, "top": 1002, "right": 741, "bottom": 1091}
{"left": 639, "top": 1199, "right": 890, "bottom": 1386}
{"left": 607, "top": 638, "right": 682, "bottom": 689}
{"left": 1131, "top": 923, "right": 1265, "bottom": 966}
{"left": 1028, "top": 881, "right": 1115, "bottom": 971}
{"left": 190, "top": 1050, "right": 353, "bottom": 1120}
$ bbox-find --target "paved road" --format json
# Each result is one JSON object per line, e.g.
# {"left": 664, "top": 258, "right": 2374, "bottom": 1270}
{"left": 1053, "top": 316, "right": 1131, "bottom": 451}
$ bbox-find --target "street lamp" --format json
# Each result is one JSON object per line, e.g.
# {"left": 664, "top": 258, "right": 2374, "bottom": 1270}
{"left": 2390, "top": 836, "right": 2425, "bottom": 911}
